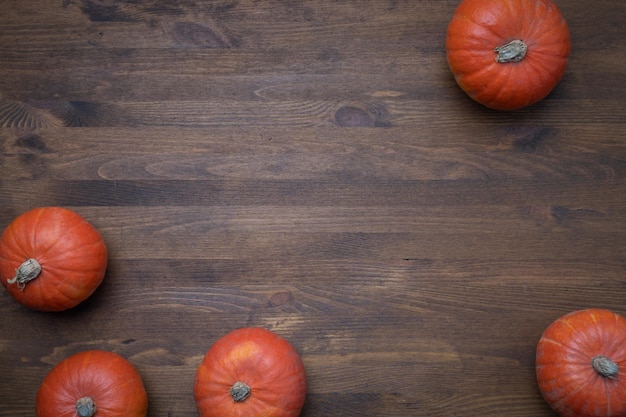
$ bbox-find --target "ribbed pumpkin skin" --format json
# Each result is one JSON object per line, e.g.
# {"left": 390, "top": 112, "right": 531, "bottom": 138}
{"left": 36, "top": 350, "right": 148, "bottom": 417}
{"left": 446, "top": 0, "right": 570, "bottom": 110}
{"left": 0, "top": 207, "right": 107, "bottom": 311}
{"left": 536, "top": 309, "right": 626, "bottom": 417}
{"left": 195, "top": 327, "right": 307, "bottom": 417}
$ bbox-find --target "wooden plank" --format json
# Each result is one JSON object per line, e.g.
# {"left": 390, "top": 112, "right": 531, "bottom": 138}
{"left": 0, "top": 96, "right": 624, "bottom": 128}
{"left": 1, "top": 126, "right": 624, "bottom": 180}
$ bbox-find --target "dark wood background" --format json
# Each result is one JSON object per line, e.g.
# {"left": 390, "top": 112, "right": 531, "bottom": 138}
{"left": 1, "top": 1, "right": 625, "bottom": 416}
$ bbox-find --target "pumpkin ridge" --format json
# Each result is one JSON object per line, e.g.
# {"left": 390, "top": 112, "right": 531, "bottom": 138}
{"left": 549, "top": 371, "right": 598, "bottom": 410}
{"left": 559, "top": 318, "right": 602, "bottom": 354}
{"left": 525, "top": 48, "right": 568, "bottom": 61}
{"left": 524, "top": 27, "right": 569, "bottom": 46}
{"left": 453, "top": 13, "right": 504, "bottom": 43}
{"left": 36, "top": 279, "right": 78, "bottom": 307}
{"left": 456, "top": 59, "right": 499, "bottom": 84}
{"left": 586, "top": 312, "right": 622, "bottom": 359}
{"left": 35, "top": 218, "right": 101, "bottom": 261}
{"left": 514, "top": 59, "right": 550, "bottom": 99}
{"left": 42, "top": 261, "right": 106, "bottom": 274}
{"left": 480, "top": 63, "right": 527, "bottom": 107}
{"left": 1, "top": 222, "right": 33, "bottom": 263}
{"left": 39, "top": 242, "right": 107, "bottom": 274}
{"left": 605, "top": 383, "right": 612, "bottom": 417}
{"left": 28, "top": 207, "right": 47, "bottom": 255}
{"left": 539, "top": 336, "right": 591, "bottom": 359}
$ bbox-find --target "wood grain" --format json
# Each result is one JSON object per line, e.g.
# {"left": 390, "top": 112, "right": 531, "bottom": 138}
{"left": 1, "top": 1, "right": 625, "bottom": 416}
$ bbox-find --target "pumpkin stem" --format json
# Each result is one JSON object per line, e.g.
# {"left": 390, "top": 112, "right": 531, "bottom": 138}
{"left": 592, "top": 356, "right": 619, "bottom": 379}
{"left": 230, "top": 381, "right": 251, "bottom": 402}
{"left": 6, "top": 258, "right": 42, "bottom": 290}
{"left": 495, "top": 40, "right": 527, "bottom": 63}
{"left": 76, "top": 396, "right": 97, "bottom": 417}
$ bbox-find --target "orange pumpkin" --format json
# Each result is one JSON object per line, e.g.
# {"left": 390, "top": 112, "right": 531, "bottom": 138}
{"left": 446, "top": 0, "right": 571, "bottom": 110}
{"left": 36, "top": 350, "right": 148, "bottom": 417}
{"left": 536, "top": 309, "right": 626, "bottom": 417}
{"left": 195, "top": 327, "right": 307, "bottom": 417}
{"left": 0, "top": 207, "right": 108, "bottom": 311}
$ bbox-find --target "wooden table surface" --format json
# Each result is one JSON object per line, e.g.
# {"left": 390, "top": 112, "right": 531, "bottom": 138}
{"left": 1, "top": 1, "right": 625, "bottom": 416}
